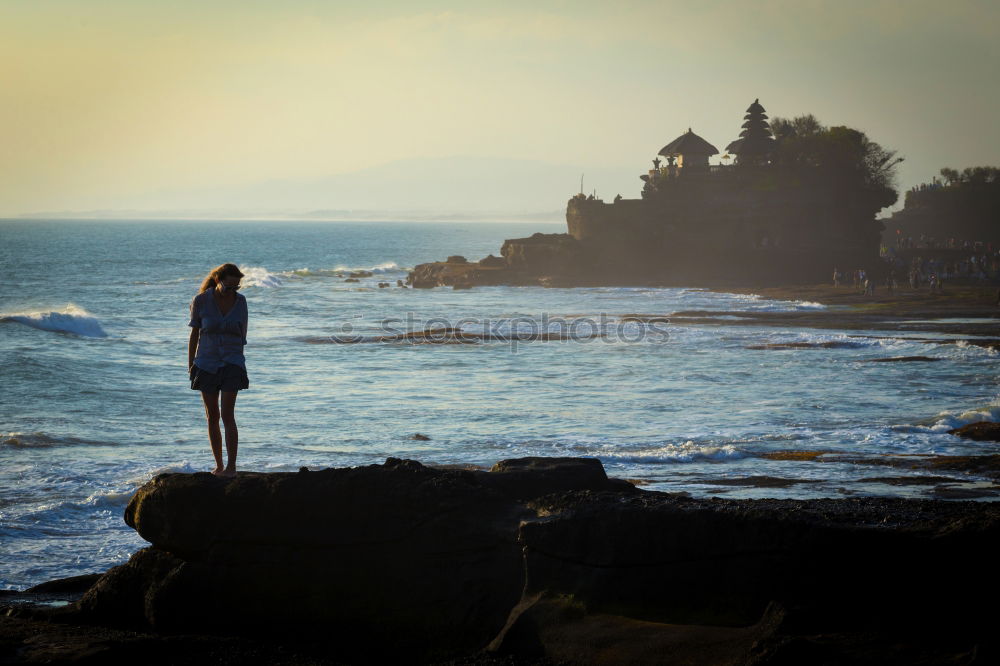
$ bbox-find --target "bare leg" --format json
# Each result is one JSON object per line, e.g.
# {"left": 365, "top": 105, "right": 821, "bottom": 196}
{"left": 219, "top": 390, "right": 239, "bottom": 477}
{"left": 200, "top": 390, "right": 224, "bottom": 474}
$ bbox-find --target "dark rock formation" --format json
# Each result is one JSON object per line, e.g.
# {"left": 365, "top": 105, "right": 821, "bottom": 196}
{"left": 23, "top": 574, "right": 103, "bottom": 596}
{"left": 407, "top": 234, "right": 588, "bottom": 289}
{"left": 17, "top": 457, "right": 999, "bottom": 664}
{"left": 78, "top": 457, "right": 627, "bottom": 662}
{"left": 407, "top": 257, "right": 522, "bottom": 289}
{"left": 949, "top": 420, "right": 1000, "bottom": 442}
{"left": 478, "top": 253, "right": 506, "bottom": 268}
{"left": 514, "top": 491, "right": 999, "bottom": 630}
{"left": 500, "top": 232, "right": 583, "bottom": 276}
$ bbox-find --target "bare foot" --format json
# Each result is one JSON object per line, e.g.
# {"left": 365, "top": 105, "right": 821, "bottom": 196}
{"left": 218, "top": 468, "right": 238, "bottom": 478}
{"left": 211, "top": 467, "right": 225, "bottom": 476}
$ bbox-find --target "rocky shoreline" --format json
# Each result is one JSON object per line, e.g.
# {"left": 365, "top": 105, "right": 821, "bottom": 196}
{"left": 4, "top": 457, "right": 1000, "bottom": 664}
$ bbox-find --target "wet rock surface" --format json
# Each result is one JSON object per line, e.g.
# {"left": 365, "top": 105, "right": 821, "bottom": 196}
{"left": 949, "top": 421, "right": 1000, "bottom": 442}
{"left": 4, "top": 457, "right": 1000, "bottom": 664}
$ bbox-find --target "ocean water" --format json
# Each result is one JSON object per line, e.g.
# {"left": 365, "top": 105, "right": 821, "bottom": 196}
{"left": 2, "top": 219, "right": 999, "bottom": 589}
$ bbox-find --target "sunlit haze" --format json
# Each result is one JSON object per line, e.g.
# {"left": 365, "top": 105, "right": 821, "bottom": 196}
{"left": 2, "top": 0, "right": 997, "bottom": 218}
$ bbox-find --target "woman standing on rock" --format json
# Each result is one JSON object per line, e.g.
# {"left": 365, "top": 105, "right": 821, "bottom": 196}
{"left": 188, "top": 263, "right": 249, "bottom": 478}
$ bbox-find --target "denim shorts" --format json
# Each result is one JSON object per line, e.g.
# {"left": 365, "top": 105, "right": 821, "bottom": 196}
{"left": 190, "top": 362, "right": 249, "bottom": 392}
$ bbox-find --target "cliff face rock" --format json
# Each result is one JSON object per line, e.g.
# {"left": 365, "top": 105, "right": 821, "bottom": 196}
{"left": 406, "top": 257, "right": 523, "bottom": 289}
{"left": 407, "top": 233, "right": 585, "bottom": 288}
{"left": 500, "top": 232, "right": 584, "bottom": 274}
{"left": 73, "top": 457, "right": 1000, "bottom": 664}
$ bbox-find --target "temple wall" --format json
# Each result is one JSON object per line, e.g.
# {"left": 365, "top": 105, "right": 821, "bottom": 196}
{"left": 564, "top": 176, "right": 885, "bottom": 283}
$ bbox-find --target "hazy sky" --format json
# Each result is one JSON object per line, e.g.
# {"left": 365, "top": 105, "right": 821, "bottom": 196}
{"left": 2, "top": 0, "right": 998, "bottom": 216}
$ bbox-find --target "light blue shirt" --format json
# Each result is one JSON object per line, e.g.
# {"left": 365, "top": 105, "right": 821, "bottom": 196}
{"left": 188, "top": 290, "right": 248, "bottom": 372}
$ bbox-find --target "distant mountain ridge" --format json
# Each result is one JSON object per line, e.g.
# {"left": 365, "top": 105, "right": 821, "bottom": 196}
{"left": 14, "top": 156, "right": 638, "bottom": 221}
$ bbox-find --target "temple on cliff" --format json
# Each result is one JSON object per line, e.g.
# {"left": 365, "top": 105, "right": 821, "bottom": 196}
{"left": 562, "top": 98, "right": 887, "bottom": 284}
{"left": 409, "top": 99, "right": 890, "bottom": 288}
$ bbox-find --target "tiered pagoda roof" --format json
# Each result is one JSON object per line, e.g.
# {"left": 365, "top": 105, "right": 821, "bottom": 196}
{"left": 725, "top": 99, "right": 775, "bottom": 158}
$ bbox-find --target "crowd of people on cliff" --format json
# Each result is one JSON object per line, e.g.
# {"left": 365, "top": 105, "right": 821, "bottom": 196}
{"left": 907, "top": 177, "right": 944, "bottom": 195}
{"left": 833, "top": 255, "right": 993, "bottom": 296}
{"left": 892, "top": 234, "right": 994, "bottom": 251}
{"left": 885, "top": 251, "right": 1000, "bottom": 284}
{"left": 878, "top": 235, "right": 1000, "bottom": 286}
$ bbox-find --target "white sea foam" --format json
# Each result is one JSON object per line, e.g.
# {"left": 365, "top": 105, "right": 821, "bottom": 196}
{"left": 892, "top": 399, "right": 1000, "bottom": 434}
{"left": 82, "top": 489, "right": 134, "bottom": 508}
{"left": 746, "top": 297, "right": 828, "bottom": 312}
{"left": 127, "top": 462, "right": 200, "bottom": 485}
{"left": 335, "top": 261, "right": 403, "bottom": 274}
{"left": 748, "top": 331, "right": 887, "bottom": 349}
{"left": 0, "top": 304, "right": 107, "bottom": 337}
{"left": 601, "top": 440, "right": 747, "bottom": 464}
{"left": 939, "top": 339, "right": 998, "bottom": 359}
{"left": 19, "top": 488, "right": 136, "bottom": 523}
{"left": 932, "top": 402, "right": 1000, "bottom": 432}
{"left": 239, "top": 266, "right": 283, "bottom": 288}
{"left": 678, "top": 290, "right": 828, "bottom": 313}
{"left": 285, "top": 262, "right": 405, "bottom": 279}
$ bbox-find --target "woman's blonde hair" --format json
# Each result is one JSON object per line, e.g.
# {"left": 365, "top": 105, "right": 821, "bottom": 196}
{"left": 198, "top": 263, "right": 245, "bottom": 294}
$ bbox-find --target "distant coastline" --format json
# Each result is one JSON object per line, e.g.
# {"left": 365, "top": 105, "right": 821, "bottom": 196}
{"left": 4, "top": 210, "right": 567, "bottom": 224}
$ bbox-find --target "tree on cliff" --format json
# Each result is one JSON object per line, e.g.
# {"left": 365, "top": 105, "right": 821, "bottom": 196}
{"left": 939, "top": 167, "right": 961, "bottom": 186}
{"left": 899, "top": 166, "right": 1000, "bottom": 241}
{"left": 770, "top": 114, "right": 901, "bottom": 211}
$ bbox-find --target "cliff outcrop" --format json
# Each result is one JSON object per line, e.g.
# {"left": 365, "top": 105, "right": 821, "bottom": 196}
{"left": 408, "top": 232, "right": 589, "bottom": 288}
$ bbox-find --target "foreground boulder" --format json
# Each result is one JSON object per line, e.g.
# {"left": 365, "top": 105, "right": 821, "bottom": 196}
{"left": 79, "top": 457, "right": 626, "bottom": 662}
{"left": 62, "top": 457, "right": 1000, "bottom": 664}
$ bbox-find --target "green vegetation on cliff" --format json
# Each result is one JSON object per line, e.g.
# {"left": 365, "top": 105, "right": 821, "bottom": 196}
{"left": 896, "top": 166, "right": 1000, "bottom": 242}
{"left": 769, "top": 114, "right": 901, "bottom": 212}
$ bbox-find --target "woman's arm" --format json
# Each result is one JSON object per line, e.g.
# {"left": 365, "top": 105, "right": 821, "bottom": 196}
{"left": 188, "top": 295, "right": 202, "bottom": 371}
{"left": 241, "top": 297, "right": 248, "bottom": 345}
{"left": 188, "top": 327, "right": 200, "bottom": 370}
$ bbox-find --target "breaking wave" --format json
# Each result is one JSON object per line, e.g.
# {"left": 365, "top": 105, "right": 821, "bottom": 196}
{"left": 284, "top": 262, "right": 406, "bottom": 278}
{"left": 1, "top": 431, "right": 121, "bottom": 448}
{"left": 892, "top": 399, "right": 1000, "bottom": 434}
{"left": 0, "top": 305, "right": 107, "bottom": 337}
{"left": 932, "top": 401, "right": 1000, "bottom": 432}
{"left": 127, "top": 462, "right": 201, "bottom": 485}
{"left": 735, "top": 294, "right": 827, "bottom": 311}
{"left": 239, "top": 266, "right": 283, "bottom": 288}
